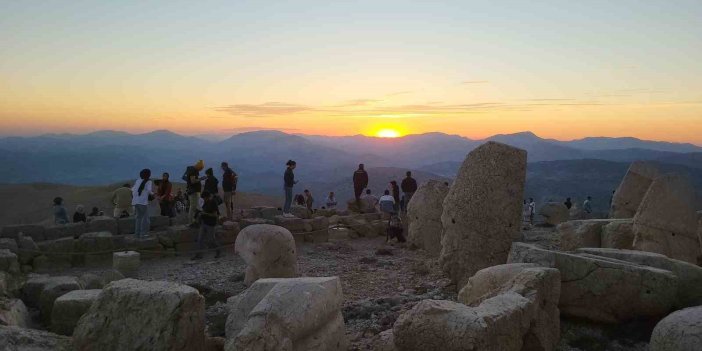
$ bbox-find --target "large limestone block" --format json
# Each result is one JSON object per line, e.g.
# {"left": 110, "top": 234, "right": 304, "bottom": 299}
{"left": 440, "top": 142, "right": 527, "bottom": 287}
{"left": 149, "top": 215, "right": 170, "bottom": 231}
{"left": 86, "top": 216, "right": 118, "bottom": 234}
{"left": 649, "top": 306, "right": 702, "bottom": 351}
{"left": 75, "top": 232, "right": 115, "bottom": 266}
{"left": 632, "top": 173, "right": 700, "bottom": 263}
{"left": 508, "top": 243, "right": 677, "bottom": 323}
{"left": 576, "top": 248, "right": 702, "bottom": 309}
{"left": 1, "top": 224, "right": 45, "bottom": 241}
{"left": 41, "top": 237, "right": 76, "bottom": 268}
{"left": 117, "top": 217, "right": 136, "bottom": 234}
{"left": 38, "top": 276, "right": 82, "bottom": 323}
{"left": 274, "top": 216, "right": 307, "bottom": 233}
{"left": 254, "top": 207, "right": 281, "bottom": 221}
{"left": 601, "top": 219, "right": 635, "bottom": 249}
{"left": 162, "top": 225, "right": 199, "bottom": 244}
{"left": 407, "top": 180, "right": 449, "bottom": 256}
{"left": 17, "top": 234, "right": 40, "bottom": 265}
{"left": 113, "top": 251, "right": 140, "bottom": 278}
{"left": 45, "top": 222, "right": 85, "bottom": 241}
{"left": 239, "top": 218, "right": 274, "bottom": 229}
{"left": 0, "top": 325, "right": 73, "bottom": 351}
{"left": 557, "top": 219, "right": 610, "bottom": 251}
{"left": 0, "top": 298, "right": 30, "bottom": 327}
{"left": 73, "top": 279, "right": 205, "bottom": 351}
{"left": 225, "top": 277, "right": 348, "bottom": 351}
{"left": 610, "top": 161, "right": 659, "bottom": 218}
{"left": 290, "top": 205, "right": 312, "bottom": 219}
{"left": 539, "top": 202, "right": 570, "bottom": 226}
{"left": 341, "top": 217, "right": 376, "bottom": 238}
{"left": 51, "top": 289, "right": 101, "bottom": 336}
{"left": 234, "top": 225, "right": 298, "bottom": 285}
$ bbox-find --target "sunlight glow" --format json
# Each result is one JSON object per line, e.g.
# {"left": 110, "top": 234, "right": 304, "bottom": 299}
{"left": 375, "top": 128, "right": 401, "bottom": 138}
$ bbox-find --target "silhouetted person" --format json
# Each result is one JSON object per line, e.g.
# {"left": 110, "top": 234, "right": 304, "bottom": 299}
{"left": 73, "top": 205, "right": 87, "bottom": 223}
{"left": 221, "top": 162, "right": 238, "bottom": 220}
{"left": 389, "top": 180, "right": 400, "bottom": 212}
{"left": 564, "top": 197, "right": 573, "bottom": 210}
{"left": 325, "top": 191, "right": 338, "bottom": 209}
{"left": 132, "top": 168, "right": 154, "bottom": 239}
{"left": 304, "top": 189, "right": 314, "bottom": 211}
{"left": 401, "top": 171, "right": 418, "bottom": 213}
{"left": 528, "top": 198, "right": 536, "bottom": 224}
{"left": 204, "top": 168, "right": 220, "bottom": 208}
{"left": 283, "top": 160, "right": 297, "bottom": 217}
{"left": 112, "top": 183, "right": 133, "bottom": 218}
{"left": 583, "top": 196, "right": 593, "bottom": 215}
{"left": 192, "top": 191, "right": 221, "bottom": 260}
{"left": 53, "top": 197, "right": 69, "bottom": 224}
{"left": 158, "top": 172, "right": 174, "bottom": 217}
{"left": 185, "top": 160, "right": 206, "bottom": 226}
{"left": 522, "top": 200, "right": 530, "bottom": 224}
{"left": 353, "top": 164, "right": 369, "bottom": 201}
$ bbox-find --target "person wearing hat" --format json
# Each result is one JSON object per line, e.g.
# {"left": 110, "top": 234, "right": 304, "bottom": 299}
{"left": 185, "top": 160, "right": 206, "bottom": 226}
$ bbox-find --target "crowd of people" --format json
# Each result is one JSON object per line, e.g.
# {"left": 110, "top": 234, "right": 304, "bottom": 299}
{"left": 521, "top": 194, "right": 602, "bottom": 226}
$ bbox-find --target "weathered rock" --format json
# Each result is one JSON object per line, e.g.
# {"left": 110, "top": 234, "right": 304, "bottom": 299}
{"left": 650, "top": 306, "right": 702, "bottom": 351}
{"left": 290, "top": 205, "right": 312, "bottom": 219}
{"left": 149, "top": 215, "right": 170, "bottom": 231}
{"left": 601, "top": 219, "right": 635, "bottom": 249}
{"left": 86, "top": 217, "right": 118, "bottom": 234}
{"left": 341, "top": 217, "right": 376, "bottom": 238}
{"left": 38, "top": 276, "right": 82, "bottom": 323}
{"left": 0, "top": 249, "right": 20, "bottom": 273}
{"left": 1, "top": 224, "right": 45, "bottom": 241}
{"left": 162, "top": 225, "right": 199, "bottom": 244}
{"left": 315, "top": 208, "right": 337, "bottom": 217}
{"left": 0, "top": 325, "right": 73, "bottom": 350}
{"left": 117, "top": 217, "right": 136, "bottom": 235}
{"left": 42, "top": 237, "right": 76, "bottom": 268}
{"left": 406, "top": 180, "right": 448, "bottom": 256}
{"left": 0, "top": 238, "right": 18, "bottom": 254}
{"left": 51, "top": 289, "right": 101, "bottom": 336}
{"left": 539, "top": 202, "right": 570, "bottom": 226}
{"left": 239, "top": 218, "right": 274, "bottom": 229}
{"left": 113, "top": 251, "right": 140, "bottom": 278}
{"left": 0, "top": 298, "right": 30, "bottom": 327}
{"left": 78, "top": 273, "right": 104, "bottom": 289}
{"left": 17, "top": 234, "right": 40, "bottom": 265}
{"left": 557, "top": 219, "right": 611, "bottom": 251}
{"left": 329, "top": 227, "right": 355, "bottom": 240}
{"left": 254, "top": 207, "right": 281, "bottom": 221}
{"left": 508, "top": 242, "right": 677, "bottom": 323}
{"left": 73, "top": 279, "right": 205, "bottom": 351}
{"left": 234, "top": 225, "right": 297, "bottom": 285}
{"left": 632, "top": 173, "right": 700, "bottom": 264}
{"left": 218, "top": 222, "right": 240, "bottom": 244}
{"left": 274, "top": 216, "right": 307, "bottom": 233}
{"left": 225, "top": 277, "right": 347, "bottom": 351}
{"left": 75, "top": 232, "right": 115, "bottom": 266}
{"left": 440, "top": 142, "right": 527, "bottom": 287}
{"left": 610, "top": 161, "right": 660, "bottom": 218}
{"left": 576, "top": 248, "right": 702, "bottom": 309}
{"left": 45, "top": 222, "right": 85, "bottom": 241}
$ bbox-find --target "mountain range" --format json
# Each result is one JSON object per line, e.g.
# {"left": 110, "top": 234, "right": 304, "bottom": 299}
{"left": 1, "top": 130, "right": 701, "bottom": 213}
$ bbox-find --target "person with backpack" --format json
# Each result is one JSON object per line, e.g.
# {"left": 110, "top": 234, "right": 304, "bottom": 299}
{"left": 184, "top": 160, "right": 206, "bottom": 227}
{"left": 353, "top": 164, "right": 369, "bottom": 201}
{"left": 400, "top": 171, "right": 418, "bottom": 213}
{"left": 283, "top": 160, "right": 297, "bottom": 218}
{"left": 111, "top": 183, "right": 133, "bottom": 218}
{"left": 157, "top": 172, "right": 174, "bottom": 217}
{"left": 192, "top": 190, "right": 221, "bottom": 260}
{"left": 132, "top": 168, "right": 154, "bottom": 239}
{"left": 53, "top": 197, "right": 69, "bottom": 224}
{"left": 221, "top": 162, "right": 238, "bottom": 220}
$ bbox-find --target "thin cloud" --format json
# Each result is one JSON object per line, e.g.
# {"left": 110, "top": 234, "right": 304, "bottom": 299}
{"left": 461, "top": 80, "right": 489, "bottom": 84}
{"left": 334, "top": 99, "right": 382, "bottom": 107}
{"left": 215, "top": 102, "right": 313, "bottom": 117}
{"left": 386, "top": 91, "right": 413, "bottom": 97}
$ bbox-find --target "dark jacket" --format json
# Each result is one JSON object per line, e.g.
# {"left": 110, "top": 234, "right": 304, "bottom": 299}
{"left": 284, "top": 168, "right": 295, "bottom": 188}
{"left": 185, "top": 167, "right": 202, "bottom": 193}
{"left": 73, "top": 212, "right": 87, "bottom": 223}
{"left": 401, "top": 177, "right": 418, "bottom": 193}
{"left": 391, "top": 183, "right": 400, "bottom": 203}
{"left": 353, "top": 170, "right": 369, "bottom": 189}
{"left": 204, "top": 176, "right": 219, "bottom": 195}
{"left": 201, "top": 198, "right": 219, "bottom": 226}
{"left": 222, "top": 168, "right": 237, "bottom": 192}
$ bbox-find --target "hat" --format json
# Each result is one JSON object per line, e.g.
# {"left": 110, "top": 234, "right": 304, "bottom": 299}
{"left": 195, "top": 160, "right": 205, "bottom": 171}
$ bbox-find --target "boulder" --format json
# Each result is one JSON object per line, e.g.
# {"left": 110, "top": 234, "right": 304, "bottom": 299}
{"left": 650, "top": 306, "right": 702, "bottom": 351}
{"left": 315, "top": 208, "right": 337, "bottom": 217}
{"left": 38, "top": 276, "right": 82, "bottom": 323}
{"left": 75, "top": 231, "right": 116, "bottom": 266}
{"left": 601, "top": 219, "right": 635, "bottom": 249}
{"left": 78, "top": 273, "right": 104, "bottom": 289}
{"left": 0, "top": 298, "right": 30, "bottom": 327}
{"left": 239, "top": 218, "right": 274, "bottom": 229}
{"left": 632, "top": 173, "right": 700, "bottom": 264}
{"left": 346, "top": 199, "right": 362, "bottom": 213}
{"left": 290, "top": 205, "right": 312, "bottom": 219}
{"left": 310, "top": 216, "right": 329, "bottom": 232}
{"left": 149, "top": 215, "right": 170, "bottom": 231}
{"left": 407, "top": 180, "right": 449, "bottom": 256}
{"left": 218, "top": 222, "right": 240, "bottom": 244}
{"left": 0, "top": 238, "right": 18, "bottom": 254}
{"left": 86, "top": 216, "right": 118, "bottom": 234}
{"left": 274, "top": 216, "right": 307, "bottom": 233}
{"left": 508, "top": 242, "right": 677, "bottom": 323}
{"left": 113, "top": 251, "right": 140, "bottom": 278}
{"left": 1, "top": 224, "right": 45, "bottom": 241}
{"left": 538, "top": 202, "right": 570, "bottom": 226}
{"left": 440, "top": 142, "right": 527, "bottom": 287}
{"left": 234, "top": 225, "right": 298, "bottom": 285}
{"left": 225, "top": 277, "right": 347, "bottom": 351}
{"left": 51, "top": 289, "right": 101, "bottom": 336}
{"left": 254, "top": 207, "right": 281, "bottom": 221}
{"left": 0, "top": 249, "right": 20, "bottom": 273}
{"left": 161, "top": 225, "right": 199, "bottom": 244}
{"left": 17, "top": 234, "right": 40, "bottom": 265}
{"left": 557, "top": 219, "right": 611, "bottom": 251}
{"left": 576, "top": 248, "right": 702, "bottom": 309}
{"left": 341, "top": 217, "right": 376, "bottom": 238}
{"left": 117, "top": 217, "right": 136, "bottom": 234}
{"left": 45, "top": 222, "right": 85, "bottom": 241}
{"left": 609, "top": 161, "right": 660, "bottom": 218}
{"left": 73, "top": 279, "right": 205, "bottom": 351}
{"left": 0, "top": 325, "right": 73, "bottom": 350}
{"left": 42, "top": 237, "right": 76, "bottom": 269}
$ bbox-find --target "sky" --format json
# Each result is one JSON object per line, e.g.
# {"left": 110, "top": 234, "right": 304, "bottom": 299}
{"left": 1, "top": 0, "right": 701, "bottom": 144}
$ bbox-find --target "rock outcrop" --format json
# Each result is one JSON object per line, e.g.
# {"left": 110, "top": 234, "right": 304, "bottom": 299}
{"left": 557, "top": 219, "right": 608, "bottom": 251}
{"left": 407, "top": 180, "right": 448, "bottom": 256}
{"left": 539, "top": 202, "right": 570, "bottom": 226}
{"left": 0, "top": 298, "right": 29, "bottom": 327}
{"left": 601, "top": 219, "right": 635, "bottom": 249}
{"left": 649, "top": 306, "right": 702, "bottom": 351}
{"left": 51, "top": 289, "right": 101, "bottom": 335}
{"left": 440, "top": 142, "right": 527, "bottom": 287}
{"left": 0, "top": 325, "right": 73, "bottom": 350}
{"left": 632, "top": 173, "right": 700, "bottom": 264}
{"left": 225, "top": 277, "right": 347, "bottom": 351}
{"left": 73, "top": 279, "right": 205, "bottom": 351}
{"left": 609, "top": 161, "right": 659, "bottom": 218}
{"left": 234, "top": 224, "right": 298, "bottom": 285}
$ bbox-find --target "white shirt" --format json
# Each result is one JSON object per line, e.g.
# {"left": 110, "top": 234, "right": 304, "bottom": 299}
{"left": 131, "top": 180, "right": 153, "bottom": 206}
{"left": 379, "top": 195, "right": 395, "bottom": 204}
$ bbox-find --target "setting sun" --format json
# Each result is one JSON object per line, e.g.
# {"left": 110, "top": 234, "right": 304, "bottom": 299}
{"left": 375, "top": 129, "right": 401, "bottom": 138}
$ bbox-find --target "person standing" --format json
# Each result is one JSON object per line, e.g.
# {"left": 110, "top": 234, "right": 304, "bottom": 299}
{"left": 583, "top": 196, "right": 593, "bottom": 216}
{"left": 325, "top": 191, "right": 338, "bottom": 209}
{"left": 192, "top": 191, "right": 221, "bottom": 260}
{"left": 390, "top": 181, "right": 400, "bottom": 212}
{"left": 73, "top": 205, "right": 87, "bottom": 223}
{"left": 132, "top": 169, "right": 153, "bottom": 239}
{"left": 564, "top": 197, "right": 573, "bottom": 210}
{"left": 304, "top": 189, "right": 314, "bottom": 211}
{"left": 283, "top": 160, "right": 297, "bottom": 218}
{"left": 522, "top": 200, "right": 530, "bottom": 224}
{"left": 157, "top": 172, "right": 174, "bottom": 217}
{"left": 53, "top": 197, "right": 69, "bottom": 224}
{"left": 353, "top": 164, "right": 369, "bottom": 201}
{"left": 400, "top": 171, "right": 418, "bottom": 213}
{"left": 221, "top": 162, "right": 238, "bottom": 220}
{"left": 185, "top": 160, "right": 206, "bottom": 227}
{"left": 204, "top": 168, "right": 220, "bottom": 205}
{"left": 528, "top": 198, "right": 536, "bottom": 225}
{"left": 112, "top": 183, "right": 133, "bottom": 218}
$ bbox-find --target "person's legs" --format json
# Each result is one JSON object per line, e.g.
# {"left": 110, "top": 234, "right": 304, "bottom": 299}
{"left": 283, "top": 187, "right": 293, "bottom": 213}
{"left": 193, "top": 224, "right": 206, "bottom": 259}
{"left": 403, "top": 192, "right": 414, "bottom": 213}
{"left": 188, "top": 192, "right": 200, "bottom": 223}
{"left": 143, "top": 206, "right": 150, "bottom": 237}
{"left": 223, "top": 191, "right": 233, "bottom": 219}
{"left": 206, "top": 224, "right": 221, "bottom": 257}
{"left": 354, "top": 186, "right": 362, "bottom": 201}
{"left": 134, "top": 205, "right": 146, "bottom": 238}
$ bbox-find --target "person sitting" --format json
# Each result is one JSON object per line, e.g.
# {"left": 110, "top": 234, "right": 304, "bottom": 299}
{"left": 88, "top": 207, "right": 102, "bottom": 217}
{"left": 361, "top": 189, "right": 379, "bottom": 213}
{"left": 303, "top": 189, "right": 314, "bottom": 211}
{"left": 325, "top": 191, "right": 338, "bottom": 209}
{"left": 73, "top": 205, "right": 87, "bottom": 223}
{"left": 294, "top": 194, "right": 306, "bottom": 206}
{"left": 379, "top": 190, "right": 396, "bottom": 216}
{"left": 53, "top": 197, "right": 69, "bottom": 224}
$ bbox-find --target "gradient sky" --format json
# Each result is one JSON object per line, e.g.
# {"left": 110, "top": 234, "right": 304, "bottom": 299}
{"left": 1, "top": 0, "right": 701, "bottom": 143}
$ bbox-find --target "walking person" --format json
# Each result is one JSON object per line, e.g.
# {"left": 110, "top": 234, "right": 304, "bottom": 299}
{"left": 304, "top": 189, "right": 314, "bottom": 211}
{"left": 157, "top": 172, "right": 174, "bottom": 217}
{"left": 390, "top": 181, "right": 400, "bottom": 212}
{"left": 132, "top": 168, "right": 154, "bottom": 239}
{"left": 528, "top": 198, "right": 536, "bottom": 225}
{"left": 221, "top": 162, "right": 238, "bottom": 220}
{"left": 73, "top": 205, "right": 87, "bottom": 223}
{"left": 325, "top": 191, "right": 338, "bottom": 209}
{"left": 283, "top": 160, "right": 297, "bottom": 218}
{"left": 53, "top": 197, "right": 69, "bottom": 224}
{"left": 400, "top": 171, "right": 418, "bottom": 213}
{"left": 111, "top": 183, "right": 133, "bottom": 218}
{"left": 184, "top": 160, "right": 206, "bottom": 227}
{"left": 192, "top": 191, "right": 221, "bottom": 260}
{"left": 353, "top": 164, "right": 369, "bottom": 201}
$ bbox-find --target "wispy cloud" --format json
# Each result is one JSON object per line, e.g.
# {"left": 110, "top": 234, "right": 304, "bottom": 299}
{"left": 386, "top": 91, "right": 413, "bottom": 97}
{"left": 214, "top": 102, "right": 313, "bottom": 117}
{"left": 461, "top": 80, "right": 489, "bottom": 84}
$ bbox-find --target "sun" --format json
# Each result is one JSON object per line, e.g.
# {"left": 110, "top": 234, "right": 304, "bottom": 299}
{"left": 375, "top": 128, "right": 401, "bottom": 138}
